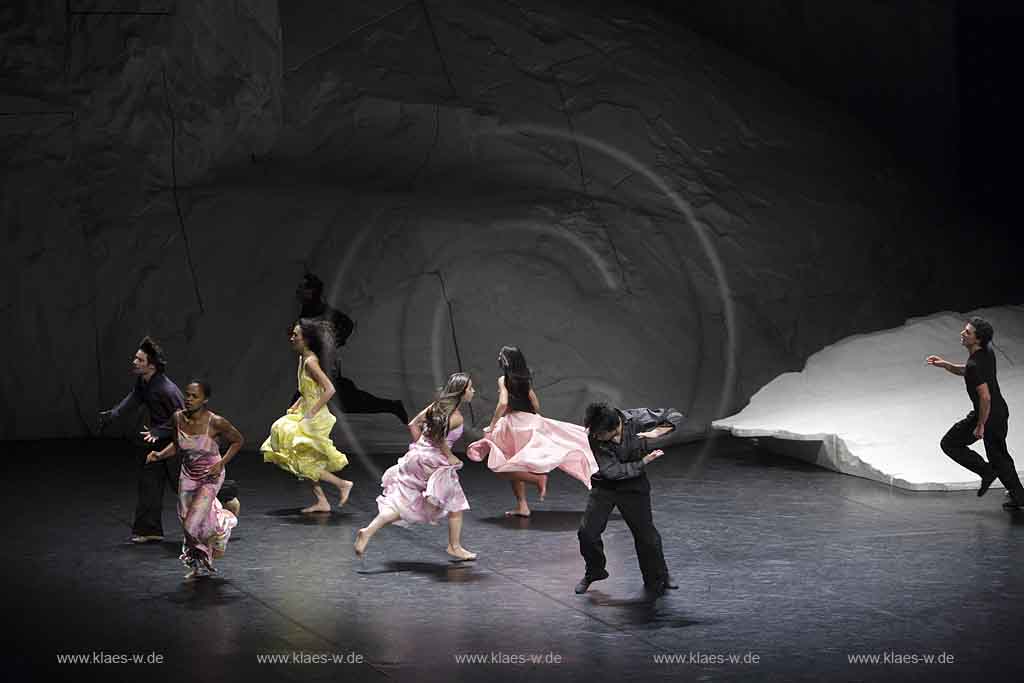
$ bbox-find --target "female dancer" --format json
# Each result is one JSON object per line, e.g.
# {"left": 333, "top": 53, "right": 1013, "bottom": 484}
{"left": 354, "top": 373, "right": 477, "bottom": 561}
{"left": 467, "top": 346, "right": 598, "bottom": 517}
{"left": 262, "top": 319, "right": 352, "bottom": 513}
{"left": 146, "top": 379, "right": 243, "bottom": 578}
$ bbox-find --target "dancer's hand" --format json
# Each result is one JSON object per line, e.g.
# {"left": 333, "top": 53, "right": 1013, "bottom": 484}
{"left": 302, "top": 410, "right": 315, "bottom": 421}
{"left": 140, "top": 427, "right": 158, "bottom": 443}
{"left": 642, "top": 449, "right": 665, "bottom": 465}
{"left": 145, "top": 451, "right": 160, "bottom": 464}
{"left": 974, "top": 422, "right": 985, "bottom": 440}
{"left": 926, "top": 355, "right": 946, "bottom": 368}
{"left": 206, "top": 459, "right": 225, "bottom": 478}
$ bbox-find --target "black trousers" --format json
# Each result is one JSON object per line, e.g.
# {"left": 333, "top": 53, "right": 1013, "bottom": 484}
{"left": 132, "top": 438, "right": 181, "bottom": 536}
{"left": 291, "top": 373, "right": 400, "bottom": 416}
{"left": 578, "top": 485, "right": 669, "bottom": 588}
{"left": 941, "top": 412, "right": 1024, "bottom": 504}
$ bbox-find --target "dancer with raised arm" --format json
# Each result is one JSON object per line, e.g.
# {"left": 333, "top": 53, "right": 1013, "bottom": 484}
{"left": 262, "top": 319, "right": 353, "bottom": 513}
{"left": 146, "top": 379, "right": 243, "bottom": 578}
{"left": 99, "top": 336, "right": 184, "bottom": 543}
{"left": 576, "top": 402, "right": 683, "bottom": 597}
{"left": 354, "top": 373, "right": 477, "bottom": 561}
{"left": 927, "top": 317, "right": 1024, "bottom": 510}
{"left": 467, "top": 346, "right": 598, "bottom": 517}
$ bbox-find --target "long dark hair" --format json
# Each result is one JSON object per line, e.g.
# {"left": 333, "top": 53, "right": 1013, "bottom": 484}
{"left": 297, "top": 318, "right": 336, "bottom": 371}
{"left": 423, "top": 372, "right": 471, "bottom": 445}
{"left": 499, "top": 345, "right": 531, "bottom": 398}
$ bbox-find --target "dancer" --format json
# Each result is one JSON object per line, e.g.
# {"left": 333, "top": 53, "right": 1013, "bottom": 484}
{"left": 354, "top": 373, "right": 477, "bottom": 561}
{"left": 263, "top": 319, "right": 353, "bottom": 513}
{"left": 467, "top": 346, "right": 598, "bottom": 517}
{"left": 927, "top": 317, "right": 1024, "bottom": 510}
{"left": 146, "top": 379, "right": 243, "bottom": 578}
{"left": 576, "top": 402, "right": 683, "bottom": 597}
{"left": 295, "top": 272, "right": 408, "bottom": 424}
{"left": 99, "top": 336, "right": 184, "bottom": 543}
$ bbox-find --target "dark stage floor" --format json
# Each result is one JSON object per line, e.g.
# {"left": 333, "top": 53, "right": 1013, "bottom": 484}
{"left": 6, "top": 435, "right": 1024, "bottom": 682}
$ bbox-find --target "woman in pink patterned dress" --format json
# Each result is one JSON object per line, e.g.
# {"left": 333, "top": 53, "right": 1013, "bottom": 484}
{"left": 467, "top": 346, "right": 598, "bottom": 517}
{"left": 354, "top": 373, "right": 477, "bottom": 561}
{"left": 147, "top": 379, "right": 243, "bottom": 578}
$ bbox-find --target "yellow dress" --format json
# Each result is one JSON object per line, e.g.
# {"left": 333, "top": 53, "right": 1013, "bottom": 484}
{"left": 261, "top": 355, "right": 348, "bottom": 479}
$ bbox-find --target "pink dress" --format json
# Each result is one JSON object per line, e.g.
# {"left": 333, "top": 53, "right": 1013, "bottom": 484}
{"left": 376, "top": 424, "right": 470, "bottom": 526}
{"left": 467, "top": 411, "right": 599, "bottom": 488}
{"left": 177, "top": 413, "right": 238, "bottom": 572}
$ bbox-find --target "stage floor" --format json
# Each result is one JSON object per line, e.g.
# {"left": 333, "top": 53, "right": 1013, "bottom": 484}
{"left": 7, "top": 436, "right": 1024, "bottom": 682}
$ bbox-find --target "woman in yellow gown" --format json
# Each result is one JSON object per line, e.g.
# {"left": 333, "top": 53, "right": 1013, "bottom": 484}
{"left": 262, "top": 319, "right": 353, "bottom": 513}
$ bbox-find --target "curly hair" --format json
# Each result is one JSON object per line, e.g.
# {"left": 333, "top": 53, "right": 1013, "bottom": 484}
{"left": 968, "top": 317, "right": 994, "bottom": 348}
{"left": 138, "top": 336, "right": 167, "bottom": 373}
{"left": 423, "top": 373, "right": 472, "bottom": 445}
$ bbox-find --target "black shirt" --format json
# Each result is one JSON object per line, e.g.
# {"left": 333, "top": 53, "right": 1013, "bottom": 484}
{"left": 964, "top": 347, "right": 1008, "bottom": 419}
{"left": 109, "top": 373, "right": 185, "bottom": 441}
{"left": 588, "top": 408, "right": 685, "bottom": 492}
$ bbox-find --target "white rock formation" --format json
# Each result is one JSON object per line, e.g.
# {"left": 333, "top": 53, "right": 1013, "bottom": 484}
{"left": 714, "top": 306, "right": 1024, "bottom": 490}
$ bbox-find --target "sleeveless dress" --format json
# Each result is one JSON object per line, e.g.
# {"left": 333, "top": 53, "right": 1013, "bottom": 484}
{"left": 262, "top": 355, "right": 348, "bottom": 479}
{"left": 376, "top": 424, "right": 470, "bottom": 526}
{"left": 177, "top": 412, "right": 237, "bottom": 572}
{"left": 467, "top": 377, "right": 598, "bottom": 488}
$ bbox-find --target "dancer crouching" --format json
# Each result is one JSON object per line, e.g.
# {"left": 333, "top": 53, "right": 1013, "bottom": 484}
{"left": 355, "top": 373, "right": 477, "bottom": 561}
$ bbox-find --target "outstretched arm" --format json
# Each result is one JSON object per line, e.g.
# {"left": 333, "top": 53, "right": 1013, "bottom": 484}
{"left": 146, "top": 410, "right": 181, "bottom": 463}
{"left": 926, "top": 355, "right": 965, "bottom": 376}
{"left": 630, "top": 408, "right": 685, "bottom": 439}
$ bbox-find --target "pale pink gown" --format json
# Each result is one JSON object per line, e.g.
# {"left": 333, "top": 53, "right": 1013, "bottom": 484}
{"left": 177, "top": 413, "right": 238, "bottom": 572}
{"left": 467, "top": 411, "right": 598, "bottom": 488}
{"left": 376, "top": 424, "right": 470, "bottom": 526}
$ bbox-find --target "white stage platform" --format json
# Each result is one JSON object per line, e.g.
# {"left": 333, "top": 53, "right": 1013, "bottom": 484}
{"left": 713, "top": 305, "right": 1024, "bottom": 491}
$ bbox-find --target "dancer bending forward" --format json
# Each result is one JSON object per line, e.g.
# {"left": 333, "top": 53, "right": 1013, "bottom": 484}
{"left": 262, "top": 319, "right": 353, "bottom": 513}
{"left": 147, "top": 379, "right": 243, "bottom": 578}
{"left": 355, "top": 373, "right": 477, "bottom": 561}
{"left": 467, "top": 346, "right": 598, "bottom": 517}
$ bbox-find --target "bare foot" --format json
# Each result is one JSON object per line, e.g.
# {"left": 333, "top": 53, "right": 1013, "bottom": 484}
{"left": 537, "top": 474, "right": 548, "bottom": 501}
{"left": 338, "top": 480, "right": 353, "bottom": 507}
{"left": 447, "top": 544, "right": 477, "bottom": 561}
{"left": 302, "top": 501, "right": 331, "bottom": 513}
{"left": 505, "top": 507, "right": 531, "bottom": 518}
{"left": 354, "top": 528, "right": 370, "bottom": 557}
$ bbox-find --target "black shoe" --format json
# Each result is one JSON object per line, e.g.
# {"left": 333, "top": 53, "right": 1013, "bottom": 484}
{"left": 644, "top": 576, "right": 678, "bottom": 596}
{"left": 393, "top": 401, "right": 409, "bottom": 425}
{"left": 574, "top": 569, "right": 609, "bottom": 594}
{"left": 1003, "top": 500, "right": 1023, "bottom": 511}
{"left": 978, "top": 473, "right": 997, "bottom": 497}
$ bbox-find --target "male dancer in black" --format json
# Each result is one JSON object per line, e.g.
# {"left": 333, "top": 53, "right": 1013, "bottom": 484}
{"left": 294, "top": 272, "right": 408, "bottom": 424}
{"left": 927, "top": 317, "right": 1024, "bottom": 510}
{"left": 576, "top": 403, "right": 684, "bottom": 596}
{"left": 100, "top": 336, "right": 185, "bottom": 542}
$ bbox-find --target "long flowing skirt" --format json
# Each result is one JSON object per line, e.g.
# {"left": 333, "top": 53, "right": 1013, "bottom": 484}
{"left": 376, "top": 438, "right": 469, "bottom": 527}
{"left": 178, "top": 455, "right": 237, "bottom": 571}
{"left": 467, "top": 411, "right": 598, "bottom": 487}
